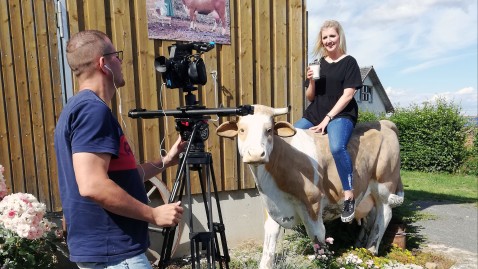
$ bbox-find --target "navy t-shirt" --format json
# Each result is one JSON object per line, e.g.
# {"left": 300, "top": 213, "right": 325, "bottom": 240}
{"left": 54, "top": 90, "right": 149, "bottom": 263}
{"left": 304, "top": 55, "right": 363, "bottom": 125}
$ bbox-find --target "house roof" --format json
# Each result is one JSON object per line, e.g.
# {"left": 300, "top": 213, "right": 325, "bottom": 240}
{"left": 360, "top": 66, "right": 394, "bottom": 113}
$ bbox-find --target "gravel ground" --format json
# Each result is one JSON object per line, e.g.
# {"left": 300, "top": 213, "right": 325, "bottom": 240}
{"left": 413, "top": 200, "right": 478, "bottom": 268}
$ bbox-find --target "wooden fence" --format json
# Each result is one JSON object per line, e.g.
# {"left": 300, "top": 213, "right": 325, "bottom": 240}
{"left": 0, "top": 0, "right": 308, "bottom": 212}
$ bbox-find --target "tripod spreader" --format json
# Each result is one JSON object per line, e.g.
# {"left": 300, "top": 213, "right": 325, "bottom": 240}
{"left": 128, "top": 105, "right": 254, "bottom": 119}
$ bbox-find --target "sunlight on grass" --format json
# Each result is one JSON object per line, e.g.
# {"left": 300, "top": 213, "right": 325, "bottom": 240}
{"left": 401, "top": 170, "right": 478, "bottom": 203}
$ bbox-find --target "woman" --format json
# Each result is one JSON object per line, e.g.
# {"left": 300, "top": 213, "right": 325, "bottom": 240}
{"left": 295, "top": 20, "right": 363, "bottom": 222}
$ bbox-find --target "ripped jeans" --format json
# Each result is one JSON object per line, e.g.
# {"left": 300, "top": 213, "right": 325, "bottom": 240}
{"left": 294, "top": 117, "right": 354, "bottom": 191}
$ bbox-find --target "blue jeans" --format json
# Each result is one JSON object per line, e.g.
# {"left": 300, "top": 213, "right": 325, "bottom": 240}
{"left": 294, "top": 117, "right": 354, "bottom": 191}
{"left": 76, "top": 253, "right": 152, "bottom": 269}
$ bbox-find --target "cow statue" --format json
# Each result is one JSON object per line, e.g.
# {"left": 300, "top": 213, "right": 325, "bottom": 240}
{"left": 182, "top": 0, "right": 227, "bottom": 35}
{"left": 216, "top": 105, "right": 404, "bottom": 269}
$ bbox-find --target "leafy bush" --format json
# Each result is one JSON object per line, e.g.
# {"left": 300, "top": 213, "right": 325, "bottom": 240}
{"left": 357, "top": 110, "right": 383, "bottom": 123}
{"left": 389, "top": 98, "right": 467, "bottom": 173}
{"left": 458, "top": 125, "right": 478, "bottom": 175}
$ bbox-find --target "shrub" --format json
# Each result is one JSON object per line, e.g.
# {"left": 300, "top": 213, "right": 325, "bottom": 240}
{"left": 458, "top": 125, "right": 478, "bottom": 175}
{"left": 357, "top": 110, "right": 382, "bottom": 123}
{"left": 389, "top": 98, "right": 467, "bottom": 173}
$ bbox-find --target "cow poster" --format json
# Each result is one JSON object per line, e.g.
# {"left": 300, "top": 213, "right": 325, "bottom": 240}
{"left": 147, "top": 0, "right": 231, "bottom": 44}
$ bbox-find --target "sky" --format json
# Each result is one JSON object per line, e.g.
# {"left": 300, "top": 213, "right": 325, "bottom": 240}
{"left": 306, "top": 0, "right": 478, "bottom": 116}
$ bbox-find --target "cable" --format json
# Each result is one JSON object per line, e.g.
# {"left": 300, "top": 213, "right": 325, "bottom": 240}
{"left": 209, "top": 70, "right": 220, "bottom": 122}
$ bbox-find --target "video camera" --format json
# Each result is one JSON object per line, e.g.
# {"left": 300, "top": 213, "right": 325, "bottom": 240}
{"left": 155, "top": 41, "right": 215, "bottom": 89}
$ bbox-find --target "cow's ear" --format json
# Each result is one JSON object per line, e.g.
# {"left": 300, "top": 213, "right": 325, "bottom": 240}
{"left": 216, "top": 121, "right": 239, "bottom": 138}
{"left": 274, "top": 121, "right": 296, "bottom": 137}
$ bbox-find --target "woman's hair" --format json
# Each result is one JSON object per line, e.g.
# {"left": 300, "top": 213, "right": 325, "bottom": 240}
{"left": 312, "top": 20, "right": 347, "bottom": 58}
{"left": 66, "top": 30, "right": 110, "bottom": 78}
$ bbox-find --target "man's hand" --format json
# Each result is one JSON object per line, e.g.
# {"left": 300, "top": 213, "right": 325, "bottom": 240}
{"left": 152, "top": 201, "right": 184, "bottom": 227}
{"left": 164, "top": 136, "right": 187, "bottom": 166}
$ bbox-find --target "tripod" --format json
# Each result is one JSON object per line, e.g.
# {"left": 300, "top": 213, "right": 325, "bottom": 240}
{"left": 159, "top": 117, "right": 230, "bottom": 269}
{"left": 128, "top": 89, "right": 253, "bottom": 268}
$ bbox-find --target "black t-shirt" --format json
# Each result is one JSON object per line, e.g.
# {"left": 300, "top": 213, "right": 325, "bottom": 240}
{"left": 303, "top": 55, "right": 362, "bottom": 125}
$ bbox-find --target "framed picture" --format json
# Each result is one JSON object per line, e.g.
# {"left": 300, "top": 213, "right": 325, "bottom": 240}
{"left": 147, "top": 0, "right": 231, "bottom": 44}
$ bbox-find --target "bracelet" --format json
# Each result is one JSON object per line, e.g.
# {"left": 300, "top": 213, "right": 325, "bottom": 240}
{"left": 326, "top": 114, "right": 333, "bottom": 120}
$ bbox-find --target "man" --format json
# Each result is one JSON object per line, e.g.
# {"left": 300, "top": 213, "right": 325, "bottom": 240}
{"left": 54, "top": 30, "right": 184, "bottom": 269}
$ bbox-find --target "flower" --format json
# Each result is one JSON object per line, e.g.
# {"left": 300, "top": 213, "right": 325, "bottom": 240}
{"left": 0, "top": 193, "right": 56, "bottom": 240}
{"left": 0, "top": 165, "right": 8, "bottom": 199}
{"left": 0, "top": 164, "right": 62, "bottom": 268}
{"left": 310, "top": 237, "right": 336, "bottom": 268}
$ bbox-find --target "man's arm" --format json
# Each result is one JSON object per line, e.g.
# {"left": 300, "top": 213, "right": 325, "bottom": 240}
{"left": 137, "top": 136, "right": 186, "bottom": 181}
{"left": 73, "top": 152, "right": 183, "bottom": 227}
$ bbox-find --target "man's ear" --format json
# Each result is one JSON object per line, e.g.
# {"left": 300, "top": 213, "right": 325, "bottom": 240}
{"left": 99, "top": 57, "right": 109, "bottom": 73}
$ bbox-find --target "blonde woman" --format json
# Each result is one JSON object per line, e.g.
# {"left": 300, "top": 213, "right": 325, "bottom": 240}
{"left": 295, "top": 20, "right": 362, "bottom": 222}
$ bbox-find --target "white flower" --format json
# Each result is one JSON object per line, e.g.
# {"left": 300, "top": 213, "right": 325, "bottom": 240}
{"left": 325, "top": 237, "right": 334, "bottom": 244}
{"left": 0, "top": 192, "right": 51, "bottom": 239}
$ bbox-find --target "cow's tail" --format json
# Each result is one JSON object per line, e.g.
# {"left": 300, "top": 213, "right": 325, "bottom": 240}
{"left": 380, "top": 120, "right": 399, "bottom": 136}
{"left": 388, "top": 178, "right": 404, "bottom": 208}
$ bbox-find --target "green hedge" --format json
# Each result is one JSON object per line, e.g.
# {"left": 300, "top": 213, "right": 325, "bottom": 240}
{"left": 458, "top": 125, "right": 478, "bottom": 175}
{"left": 357, "top": 99, "right": 469, "bottom": 174}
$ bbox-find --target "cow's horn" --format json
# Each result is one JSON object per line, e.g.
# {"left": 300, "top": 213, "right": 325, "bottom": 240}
{"left": 272, "top": 106, "right": 290, "bottom": 116}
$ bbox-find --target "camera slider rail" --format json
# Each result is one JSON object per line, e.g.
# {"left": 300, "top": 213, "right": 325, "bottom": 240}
{"left": 128, "top": 105, "right": 254, "bottom": 119}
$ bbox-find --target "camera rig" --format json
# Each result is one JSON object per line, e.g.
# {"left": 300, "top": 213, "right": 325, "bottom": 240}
{"left": 155, "top": 41, "right": 215, "bottom": 90}
{"left": 128, "top": 41, "right": 254, "bottom": 269}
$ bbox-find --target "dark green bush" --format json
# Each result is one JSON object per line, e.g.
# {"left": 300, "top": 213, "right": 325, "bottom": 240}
{"left": 472, "top": 126, "right": 478, "bottom": 155}
{"left": 389, "top": 98, "right": 467, "bottom": 173}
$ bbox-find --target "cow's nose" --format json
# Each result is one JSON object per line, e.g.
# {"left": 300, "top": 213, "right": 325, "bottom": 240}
{"left": 244, "top": 148, "right": 266, "bottom": 163}
{"left": 248, "top": 148, "right": 265, "bottom": 157}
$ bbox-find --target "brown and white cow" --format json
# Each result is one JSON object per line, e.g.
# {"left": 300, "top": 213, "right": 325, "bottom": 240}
{"left": 216, "top": 105, "right": 404, "bottom": 269}
{"left": 182, "top": 0, "right": 227, "bottom": 35}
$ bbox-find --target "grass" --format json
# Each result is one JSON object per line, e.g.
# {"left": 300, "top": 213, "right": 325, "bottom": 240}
{"left": 401, "top": 170, "right": 478, "bottom": 203}
{"left": 390, "top": 170, "right": 478, "bottom": 254}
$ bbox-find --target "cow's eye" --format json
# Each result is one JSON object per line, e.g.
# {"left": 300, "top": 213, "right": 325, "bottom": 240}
{"left": 266, "top": 128, "right": 272, "bottom": 134}
{"left": 239, "top": 128, "right": 245, "bottom": 133}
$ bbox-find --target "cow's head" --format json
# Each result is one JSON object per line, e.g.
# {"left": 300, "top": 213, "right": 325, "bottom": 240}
{"left": 216, "top": 105, "right": 296, "bottom": 164}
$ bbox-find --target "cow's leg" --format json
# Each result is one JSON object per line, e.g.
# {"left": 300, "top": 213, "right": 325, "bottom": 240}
{"left": 218, "top": 10, "right": 226, "bottom": 35}
{"left": 260, "top": 216, "right": 281, "bottom": 269}
{"left": 365, "top": 202, "right": 392, "bottom": 254}
{"left": 212, "top": 19, "right": 218, "bottom": 32}
{"left": 297, "top": 203, "right": 326, "bottom": 255}
{"left": 189, "top": 10, "right": 196, "bottom": 30}
{"left": 356, "top": 206, "right": 376, "bottom": 248}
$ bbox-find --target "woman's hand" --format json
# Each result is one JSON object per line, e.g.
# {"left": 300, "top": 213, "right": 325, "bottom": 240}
{"left": 306, "top": 66, "right": 314, "bottom": 80}
{"left": 309, "top": 117, "right": 331, "bottom": 135}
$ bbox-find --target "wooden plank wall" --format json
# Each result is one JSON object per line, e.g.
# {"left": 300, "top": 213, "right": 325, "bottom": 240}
{"left": 0, "top": 0, "right": 63, "bottom": 211}
{"left": 0, "top": 0, "right": 307, "bottom": 212}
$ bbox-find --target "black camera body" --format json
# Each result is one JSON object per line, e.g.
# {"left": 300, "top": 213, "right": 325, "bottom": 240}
{"left": 155, "top": 42, "right": 215, "bottom": 89}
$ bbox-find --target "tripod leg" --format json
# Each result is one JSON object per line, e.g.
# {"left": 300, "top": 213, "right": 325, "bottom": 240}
{"left": 209, "top": 157, "right": 231, "bottom": 269}
{"left": 159, "top": 156, "right": 188, "bottom": 268}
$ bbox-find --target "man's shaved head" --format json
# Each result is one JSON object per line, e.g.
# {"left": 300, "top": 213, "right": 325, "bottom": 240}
{"left": 66, "top": 30, "right": 111, "bottom": 78}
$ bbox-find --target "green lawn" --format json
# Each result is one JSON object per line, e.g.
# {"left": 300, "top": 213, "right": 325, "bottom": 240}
{"left": 401, "top": 170, "right": 478, "bottom": 203}
{"left": 393, "top": 170, "right": 478, "bottom": 250}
